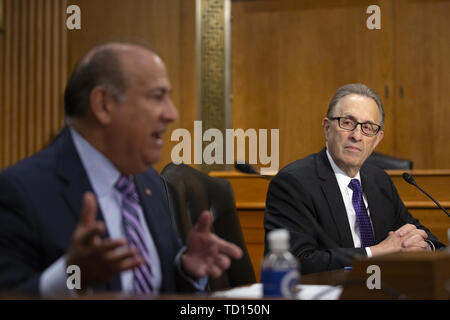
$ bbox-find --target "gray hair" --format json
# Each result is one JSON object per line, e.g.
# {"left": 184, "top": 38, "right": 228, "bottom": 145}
{"left": 326, "top": 83, "right": 385, "bottom": 129}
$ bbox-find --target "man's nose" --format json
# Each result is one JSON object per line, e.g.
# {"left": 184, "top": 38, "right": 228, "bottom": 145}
{"left": 163, "top": 98, "right": 179, "bottom": 123}
{"left": 349, "top": 124, "right": 363, "bottom": 140}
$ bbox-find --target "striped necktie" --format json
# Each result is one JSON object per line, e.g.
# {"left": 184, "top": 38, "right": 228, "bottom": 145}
{"left": 348, "top": 179, "right": 375, "bottom": 248}
{"left": 115, "top": 175, "right": 153, "bottom": 294}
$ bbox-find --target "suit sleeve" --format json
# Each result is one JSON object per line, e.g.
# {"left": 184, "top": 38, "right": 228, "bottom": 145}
{"left": 387, "top": 174, "right": 445, "bottom": 249}
{"left": 0, "top": 171, "right": 42, "bottom": 295}
{"left": 265, "top": 171, "right": 366, "bottom": 274}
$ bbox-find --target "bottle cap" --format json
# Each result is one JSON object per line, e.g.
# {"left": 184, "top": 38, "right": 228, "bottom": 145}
{"left": 268, "top": 229, "right": 290, "bottom": 252}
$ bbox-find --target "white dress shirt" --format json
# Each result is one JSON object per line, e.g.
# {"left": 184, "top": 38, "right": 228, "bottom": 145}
{"left": 326, "top": 150, "right": 373, "bottom": 257}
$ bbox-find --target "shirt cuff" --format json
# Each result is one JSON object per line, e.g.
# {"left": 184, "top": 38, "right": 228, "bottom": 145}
{"left": 365, "top": 247, "right": 373, "bottom": 258}
{"left": 39, "top": 255, "right": 78, "bottom": 297}
{"left": 175, "top": 247, "right": 208, "bottom": 292}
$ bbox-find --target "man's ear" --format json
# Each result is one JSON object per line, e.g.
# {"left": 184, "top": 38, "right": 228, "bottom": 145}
{"left": 322, "top": 117, "right": 331, "bottom": 140}
{"left": 88, "top": 86, "right": 114, "bottom": 126}
{"left": 373, "top": 129, "right": 384, "bottom": 149}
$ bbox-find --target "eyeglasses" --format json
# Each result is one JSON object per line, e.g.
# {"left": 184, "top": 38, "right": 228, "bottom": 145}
{"left": 329, "top": 117, "right": 382, "bottom": 137}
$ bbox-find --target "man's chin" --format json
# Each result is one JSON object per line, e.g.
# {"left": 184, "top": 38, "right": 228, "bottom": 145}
{"left": 145, "top": 152, "right": 162, "bottom": 167}
{"left": 340, "top": 155, "right": 364, "bottom": 169}
{"left": 345, "top": 158, "right": 363, "bottom": 168}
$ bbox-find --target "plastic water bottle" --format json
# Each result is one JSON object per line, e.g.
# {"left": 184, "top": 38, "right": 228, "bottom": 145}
{"left": 261, "top": 229, "right": 300, "bottom": 298}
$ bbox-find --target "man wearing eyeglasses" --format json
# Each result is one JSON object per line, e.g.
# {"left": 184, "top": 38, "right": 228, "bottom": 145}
{"left": 265, "top": 83, "right": 444, "bottom": 274}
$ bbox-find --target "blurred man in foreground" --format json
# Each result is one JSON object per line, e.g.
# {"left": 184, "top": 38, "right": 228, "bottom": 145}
{"left": 0, "top": 42, "right": 242, "bottom": 296}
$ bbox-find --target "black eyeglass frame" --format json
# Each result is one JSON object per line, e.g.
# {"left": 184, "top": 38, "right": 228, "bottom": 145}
{"left": 329, "top": 116, "right": 382, "bottom": 137}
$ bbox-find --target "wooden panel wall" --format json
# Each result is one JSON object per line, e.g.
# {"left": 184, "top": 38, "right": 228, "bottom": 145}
{"left": 2, "top": 0, "right": 450, "bottom": 172}
{"left": 0, "top": 0, "right": 196, "bottom": 173}
{"left": 0, "top": 0, "right": 67, "bottom": 170}
{"left": 231, "top": 0, "right": 393, "bottom": 171}
{"left": 231, "top": 0, "right": 450, "bottom": 170}
{"left": 394, "top": 0, "right": 450, "bottom": 169}
{"left": 66, "top": 0, "right": 197, "bottom": 173}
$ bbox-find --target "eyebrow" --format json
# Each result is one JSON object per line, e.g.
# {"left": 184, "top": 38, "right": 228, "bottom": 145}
{"left": 342, "top": 114, "right": 377, "bottom": 124}
{"left": 149, "top": 87, "right": 173, "bottom": 95}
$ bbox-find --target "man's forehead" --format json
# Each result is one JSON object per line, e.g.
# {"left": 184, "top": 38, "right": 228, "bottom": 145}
{"left": 119, "top": 49, "right": 169, "bottom": 85}
{"left": 118, "top": 47, "right": 162, "bottom": 69}
{"left": 336, "top": 94, "right": 380, "bottom": 122}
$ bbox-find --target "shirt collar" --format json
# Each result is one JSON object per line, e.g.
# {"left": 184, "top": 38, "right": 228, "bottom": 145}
{"left": 70, "top": 126, "right": 121, "bottom": 198}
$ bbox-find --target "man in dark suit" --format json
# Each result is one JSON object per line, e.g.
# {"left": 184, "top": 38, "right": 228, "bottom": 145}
{"left": 0, "top": 42, "right": 242, "bottom": 296}
{"left": 265, "top": 83, "right": 444, "bottom": 275}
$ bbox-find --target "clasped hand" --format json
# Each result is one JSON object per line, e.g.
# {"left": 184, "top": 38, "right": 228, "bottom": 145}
{"left": 371, "top": 224, "right": 430, "bottom": 256}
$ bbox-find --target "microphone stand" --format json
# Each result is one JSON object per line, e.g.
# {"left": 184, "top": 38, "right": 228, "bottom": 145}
{"left": 402, "top": 172, "right": 450, "bottom": 218}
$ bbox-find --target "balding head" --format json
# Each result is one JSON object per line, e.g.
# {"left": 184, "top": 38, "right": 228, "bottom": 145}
{"left": 64, "top": 42, "right": 156, "bottom": 120}
{"left": 63, "top": 42, "right": 177, "bottom": 174}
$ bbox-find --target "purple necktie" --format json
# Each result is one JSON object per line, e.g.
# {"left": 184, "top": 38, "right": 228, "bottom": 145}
{"left": 115, "top": 175, "right": 153, "bottom": 294}
{"left": 348, "top": 179, "right": 375, "bottom": 248}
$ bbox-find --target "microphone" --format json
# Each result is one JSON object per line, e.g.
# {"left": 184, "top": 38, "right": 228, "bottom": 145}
{"left": 402, "top": 172, "right": 450, "bottom": 218}
{"left": 235, "top": 162, "right": 259, "bottom": 175}
{"left": 234, "top": 162, "right": 272, "bottom": 180}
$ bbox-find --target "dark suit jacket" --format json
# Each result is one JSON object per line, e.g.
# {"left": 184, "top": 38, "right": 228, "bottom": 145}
{"left": 265, "top": 148, "right": 444, "bottom": 274}
{"left": 0, "top": 127, "right": 193, "bottom": 295}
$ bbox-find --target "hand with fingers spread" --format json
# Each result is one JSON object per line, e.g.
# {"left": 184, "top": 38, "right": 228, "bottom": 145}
{"left": 66, "top": 192, "right": 143, "bottom": 291}
{"left": 182, "top": 211, "right": 243, "bottom": 280}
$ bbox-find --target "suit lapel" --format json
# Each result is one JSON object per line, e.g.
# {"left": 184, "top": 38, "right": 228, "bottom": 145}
{"left": 134, "top": 172, "right": 178, "bottom": 291}
{"left": 316, "top": 148, "right": 355, "bottom": 247}
{"left": 134, "top": 174, "right": 167, "bottom": 258}
{"left": 56, "top": 127, "right": 93, "bottom": 223}
{"left": 56, "top": 127, "right": 111, "bottom": 226}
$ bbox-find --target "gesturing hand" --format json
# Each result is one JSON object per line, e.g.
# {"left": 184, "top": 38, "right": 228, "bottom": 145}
{"left": 66, "top": 192, "right": 143, "bottom": 291}
{"left": 182, "top": 211, "right": 243, "bottom": 279}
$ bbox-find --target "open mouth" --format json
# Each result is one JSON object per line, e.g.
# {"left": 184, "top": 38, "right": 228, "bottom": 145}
{"left": 152, "top": 131, "right": 165, "bottom": 145}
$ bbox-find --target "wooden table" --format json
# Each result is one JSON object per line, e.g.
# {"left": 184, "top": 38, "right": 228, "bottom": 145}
{"left": 301, "top": 268, "right": 350, "bottom": 286}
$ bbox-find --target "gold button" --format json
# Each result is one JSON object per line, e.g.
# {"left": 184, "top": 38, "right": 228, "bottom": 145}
{"left": 145, "top": 188, "right": 152, "bottom": 196}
